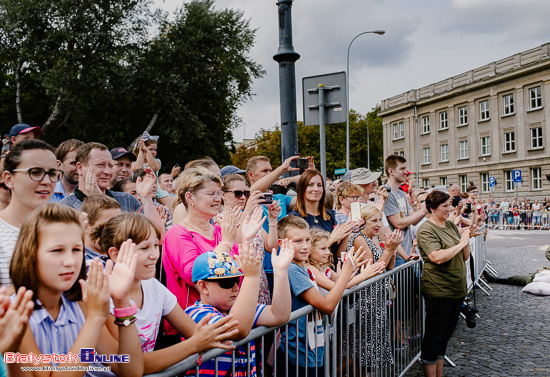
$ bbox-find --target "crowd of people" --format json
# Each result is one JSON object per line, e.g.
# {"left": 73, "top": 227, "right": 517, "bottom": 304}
{"left": 0, "top": 123, "right": 484, "bottom": 377}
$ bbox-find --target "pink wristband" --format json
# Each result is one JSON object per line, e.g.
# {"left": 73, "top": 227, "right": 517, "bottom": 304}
{"left": 114, "top": 301, "right": 137, "bottom": 318}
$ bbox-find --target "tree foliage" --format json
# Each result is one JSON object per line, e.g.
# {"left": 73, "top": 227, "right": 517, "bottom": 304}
{"left": 231, "top": 107, "right": 384, "bottom": 178}
{"left": 0, "top": 0, "right": 263, "bottom": 168}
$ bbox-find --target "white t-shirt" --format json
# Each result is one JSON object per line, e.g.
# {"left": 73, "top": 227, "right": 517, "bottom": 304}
{"left": 110, "top": 278, "right": 177, "bottom": 353}
{"left": 0, "top": 218, "right": 20, "bottom": 286}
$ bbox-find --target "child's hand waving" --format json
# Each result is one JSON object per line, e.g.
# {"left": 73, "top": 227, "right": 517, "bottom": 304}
{"left": 271, "top": 238, "right": 294, "bottom": 272}
{"left": 241, "top": 206, "right": 266, "bottom": 242}
{"left": 106, "top": 239, "right": 138, "bottom": 304}
{"left": 80, "top": 259, "right": 110, "bottom": 322}
{"left": 235, "top": 240, "right": 261, "bottom": 278}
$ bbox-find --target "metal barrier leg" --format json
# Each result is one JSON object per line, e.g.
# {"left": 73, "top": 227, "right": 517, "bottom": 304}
{"left": 478, "top": 276, "right": 493, "bottom": 291}
{"left": 474, "top": 282, "right": 491, "bottom": 296}
{"left": 444, "top": 355, "right": 456, "bottom": 367}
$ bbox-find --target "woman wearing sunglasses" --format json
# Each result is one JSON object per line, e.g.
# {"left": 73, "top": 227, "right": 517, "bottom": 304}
{"left": 0, "top": 139, "right": 62, "bottom": 287}
{"left": 335, "top": 181, "right": 364, "bottom": 225}
{"left": 221, "top": 173, "right": 280, "bottom": 304}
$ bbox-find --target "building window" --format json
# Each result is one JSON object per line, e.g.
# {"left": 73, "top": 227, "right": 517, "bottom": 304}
{"left": 422, "top": 116, "right": 430, "bottom": 134}
{"left": 439, "top": 111, "right": 448, "bottom": 130}
{"left": 440, "top": 144, "right": 448, "bottom": 162}
{"left": 480, "top": 136, "right": 491, "bottom": 156}
{"left": 504, "top": 132, "right": 516, "bottom": 152}
{"left": 393, "top": 123, "right": 399, "bottom": 140}
{"left": 504, "top": 170, "right": 513, "bottom": 192}
{"left": 440, "top": 177, "right": 447, "bottom": 187}
{"left": 458, "top": 106, "right": 468, "bottom": 126}
{"left": 503, "top": 93, "right": 514, "bottom": 115}
{"left": 399, "top": 150, "right": 404, "bottom": 157}
{"left": 480, "top": 173, "right": 489, "bottom": 193}
{"left": 531, "top": 168, "right": 542, "bottom": 190}
{"left": 479, "top": 100, "right": 490, "bottom": 120}
{"left": 399, "top": 121, "right": 404, "bottom": 138}
{"left": 459, "top": 140, "right": 469, "bottom": 159}
{"left": 459, "top": 175, "right": 467, "bottom": 193}
{"left": 531, "top": 127, "right": 543, "bottom": 149}
{"left": 422, "top": 147, "right": 431, "bottom": 164}
{"left": 529, "top": 86, "right": 542, "bottom": 110}
{"left": 422, "top": 178, "right": 429, "bottom": 188}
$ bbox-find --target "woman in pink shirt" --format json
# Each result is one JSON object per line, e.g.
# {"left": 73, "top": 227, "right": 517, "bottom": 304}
{"left": 162, "top": 167, "right": 239, "bottom": 336}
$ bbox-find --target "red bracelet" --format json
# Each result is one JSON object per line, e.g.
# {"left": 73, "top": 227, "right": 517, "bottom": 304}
{"left": 114, "top": 301, "right": 137, "bottom": 318}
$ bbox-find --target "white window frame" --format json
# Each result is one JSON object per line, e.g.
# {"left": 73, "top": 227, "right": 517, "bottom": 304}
{"left": 458, "top": 106, "right": 468, "bottom": 126}
{"left": 479, "top": 100, "right": 490, "bottom": 121}
{"left": 459, "top": 175, "right": 467, "bottom": 193}
{"left": 480, "top": 173, "right": 489, "bottom": 193}
{"left": 440, "top": 177, "right": 447, "bottom": 187}
{"left": 480, "top": 136, "right": 491, "bottom": 156}
{"left": 503, "top": 93, "right": 514, "bottom": 115}
{"left": 393, "top": 123, "right": 399, "bottom": 140}
{"left": 439, "top": 111, "right": 448, "bottom": 130}
{"left": 504, "top": 170, "right": 513, "bottom": 192}
{"left": 422, "top": 116, "right": 430, "bottom": 134}
{"left": 422, "top": 178, "right": 429, "bottom": 188}
{"left": 422, "top": 147, "right": 431, "bottom": 164}
{"left": 459, "top": 140, "right": 469, "bottom": 159}
{"left": 531, "top": 168, "right": 542, "bottom": 190}
{"left": 504, "top": 132, "right": 516, "bottom": 152}
{"left": 440, "top": 144, "right": 448, "bottom": 162}
{"left": 529, "top": 86, "right": 542, "bottom": 110}
{"left": 399, "top": 121, "right": 404, "bottom": 138}
{"left": 530, "top": 127, "right": 543, "bottom": 149}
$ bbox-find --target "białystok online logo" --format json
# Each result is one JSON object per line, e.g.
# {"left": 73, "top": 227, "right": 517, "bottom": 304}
{"left": 4, "top": 349, "right": 130, "bottom": 365}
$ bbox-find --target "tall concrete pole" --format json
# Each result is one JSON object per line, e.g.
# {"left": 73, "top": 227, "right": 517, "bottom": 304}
{"left": 273, "top": 0, "right": 300, "bottom": 165}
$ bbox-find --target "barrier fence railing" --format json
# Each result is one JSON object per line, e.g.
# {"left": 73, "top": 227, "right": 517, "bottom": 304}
{"left": 147, "top": 260, "right": 423, "bottom": 377}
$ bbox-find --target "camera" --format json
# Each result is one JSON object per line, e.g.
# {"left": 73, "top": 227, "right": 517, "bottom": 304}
{"left": 259, "top": 192, "right": 273, "bottom": 205}
{"left": 464, "top": 203, "right": 472, "bottom": 214}
{"left": 297, "top": 158, "right": 309, "bottom": 173}
{"left": 461, "top": 303, "right": 478, "bottom": 328}
{"left": 383, "top": 184, "right": 392, "bottom": 193}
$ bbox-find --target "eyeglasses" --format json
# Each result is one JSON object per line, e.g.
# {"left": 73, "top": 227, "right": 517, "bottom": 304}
{"left": 196, "top": 190, "right": 224, "bottom": 199}
{"left": 208, "top": 277, "right": 240, "bottom": 289}
{"left": 346, "top": 195, "right": 362, "bottom": 201}
{"left": 225, "top": 190, "right": 250, "bottom": 199}
{"left": 11, "top": 168, "right": 64, "bottom": 182}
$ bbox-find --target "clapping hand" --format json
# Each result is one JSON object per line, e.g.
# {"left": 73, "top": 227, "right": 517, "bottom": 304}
{"left": 358, "top": 259, "right": 386, "bottom": 280}
{"left": 136, "top": 168, "right": 157, "bottom": 200}
{"left": 80, "top": 259, "right": 110, "bottom": 322}
{"left": 241, "top": 206, "right": 266, "bottom": 243}
{"left": 105, "top": 239, "right": 138, "bottom": 304}
{"left": 384, "top": 229, "right": 404, "bottom": 253}
{"left": 271, "top": 238, "right": 294, "bottom": 272}
{"left": 219, "top": 205, "right": 238, "bottom": 246}
{"left": 235, "top": 240, "right": 262, "bottom": 278}
{"left": 329, "top": 220, "right": 355, "bottom": 245}
{"left": 0, "top": 286, "right": 34, "bottom": 354}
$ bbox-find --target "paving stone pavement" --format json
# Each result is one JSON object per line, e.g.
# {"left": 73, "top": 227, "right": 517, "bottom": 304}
{"left": 404, "top": 230, "right": 550, "bottom": 377}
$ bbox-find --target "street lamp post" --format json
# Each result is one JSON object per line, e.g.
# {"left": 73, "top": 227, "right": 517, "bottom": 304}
{"left": 346, "top": 30, "right": 385, "bottom": 172}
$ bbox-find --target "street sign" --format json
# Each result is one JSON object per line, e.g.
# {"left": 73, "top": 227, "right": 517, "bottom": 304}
{"left": 334, "top": 168, "right": 346, "bottom": 175}
{"left": 512, "top": 169, "right": 522, "bottom": 183}
{"left": 489, "top": 177, "right": 495, "bottom": 187}
{"left": 302, "top": 72, "right": 347, "bottom": 126}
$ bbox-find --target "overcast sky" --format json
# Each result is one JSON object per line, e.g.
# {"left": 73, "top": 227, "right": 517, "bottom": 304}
{"left": 156, "top": 0, "right": 550, "bottom": 141}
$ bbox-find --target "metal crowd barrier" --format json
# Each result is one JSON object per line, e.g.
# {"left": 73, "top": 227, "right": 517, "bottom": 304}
{"left": 146, "top": 260, "right": 423, "bottom": 377}
{"left": 465, "top": 225, "right": 494, "bottom": 296}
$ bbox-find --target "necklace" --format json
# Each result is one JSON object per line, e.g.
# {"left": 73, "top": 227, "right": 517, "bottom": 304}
{"left": 183, "top": 219, "right": 211, "bottom": 232}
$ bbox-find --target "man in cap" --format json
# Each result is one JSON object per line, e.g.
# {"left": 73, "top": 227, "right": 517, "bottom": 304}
{"left": 399, "top": 170, "right": 414, "bottom": 194}
{"left": 110, "top": 147, "right": 136, "bottom": 188}
{"left": 349, "top": 167, "right": 382, "bottom": 203}
{"left": 220, "top": 165, "right": 246, "bottom": 179}
{"left": 9, "top": 124, "right": 42, "bottom": 146}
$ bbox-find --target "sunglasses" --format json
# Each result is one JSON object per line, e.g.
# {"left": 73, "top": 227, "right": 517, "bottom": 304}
{"left": 208, "top": 277, "right": 240, "bottom": 289}
{"left": 226, "top": 190, "right": 250, "bottom": 199}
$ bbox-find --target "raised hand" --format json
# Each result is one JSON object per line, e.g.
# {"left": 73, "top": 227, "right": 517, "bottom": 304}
{"left": 219, "top": 205, "right": 238, "bottom": 246}
{"left": 191, "top": 313, "right": 239, "bottom": 352}
{"left": 271, "top": 238, "right": 294, "bottom": 272}
{"left": 234, "top": 240, "right": 261, "bottom": 278}
{"left": 307, "top": 156, "right": 315, "bottom": 171}
{"left": 358, "top": 259, "right": 386, "bottom": 280}
{"left": 136, "top": 169, "right": 157, "bottom": 199}
{"left": 0, "top": 287, "right": 34, "bottom": 354}
{"left": 80, "top": 258, "right": 110, "bottom": 322}
{"left": 280, "top": 155, "right": 300, "bottom": 174}
{"left": 328, "top": 221, "right": 355, "bottom": 245}
{"left": 384, "top": 229, "right": 404, "bottom": 253}
{"left": 459, "top": 228, "right": 471, "bottom": 246}
{"left": 268, "top": 201, "right": 281, "bottom": 220}
{"left": 243, "top": 190, "right": 264, "bottom": 216}
{"left": 241, "top": 206, "right": 266, "bottom": 242}
{"left": 84, "top": 169, "right": 102, "bottom": 196}
{"left": 105, "top": 239, "right": 138, "bottom": 303}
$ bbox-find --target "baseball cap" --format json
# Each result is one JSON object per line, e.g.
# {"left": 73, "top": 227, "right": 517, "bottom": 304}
{"left": 221, "top": 165, "right": 246, "bottom": 178}
{"left": 110, "top": 147, "right": 137, "bottom": 162}
{"left": 192, "top": 251, "right": 243, "bottom": 283}
{"left": 9, "top": 124, "right": 42, "bottom": 139}
{"left": 350, "top": 168, "right": 382, "bottom": 185}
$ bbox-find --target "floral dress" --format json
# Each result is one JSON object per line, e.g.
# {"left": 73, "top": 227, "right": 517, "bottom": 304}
{"left": 253, "top": 230, "right": 271, "bottom": 305}
{"left": 345, "top": 232, "right": 393, "bottom": 368}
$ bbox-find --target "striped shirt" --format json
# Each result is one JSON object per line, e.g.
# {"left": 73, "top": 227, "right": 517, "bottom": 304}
{"left": 28, "top": 295, "right": 113, "bottom": 376}
{"left": 0, "top": 218, "right": 20, "bottom": 287}
{"left": 185, "top": 301, "right": 266, "bottom": 377}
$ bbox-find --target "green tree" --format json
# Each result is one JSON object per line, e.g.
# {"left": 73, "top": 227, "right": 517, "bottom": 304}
{"left": 231, "top": 107, "right": 383, "bottom": 178}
